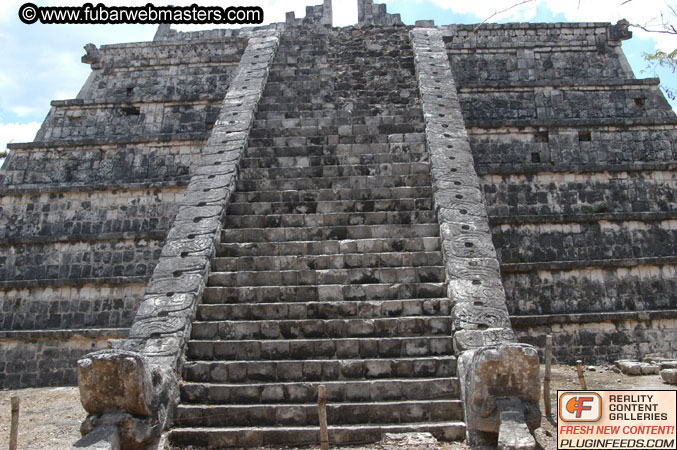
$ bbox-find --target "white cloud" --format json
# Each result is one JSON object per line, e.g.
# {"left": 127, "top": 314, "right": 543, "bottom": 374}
{"left": 0, "top": 121, "right": 40, "bottom": 149}
{"left": 334, "top": 1, "right": 359, "bottom": 26}
{"left": 0, "top": 0, "right": 22, "bottom": 22}
{"left": 9, "top": 106, "right": 40, "bottom": 117}
{"left": 428, "top": 0, "right": 532, "bottom": 21}
{"left": 0, "top": 121, "right": 41, "bottom": 168}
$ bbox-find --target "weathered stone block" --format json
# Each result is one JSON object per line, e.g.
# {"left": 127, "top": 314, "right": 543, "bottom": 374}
{"left": 615, "top": 360, "right": 643, "bottom": 375}
{"left": 77, "top": 350, "right": 152, "bottom": 417}
{"left": 497, "top": 411, "right": 537, "bottom": 450}
{"left": 381, "top": 432, "right": 439, "bottom": 449}
{"left": 72, "top": 424, "right": 120, "bottom": 450}
{"left": 660, "top": 368, "right": 677, "bottom": 385}
{"left": 452, "top": 303, "right": 512, "bottom": 332}
{"left": 458, "top": 344, "right": 540, "bottom": 443}
{"left": 454, "top": 328, "right": 517, "bottom": 353}
{"left": 659, "top": 361, "right": 677, "bottom": 370}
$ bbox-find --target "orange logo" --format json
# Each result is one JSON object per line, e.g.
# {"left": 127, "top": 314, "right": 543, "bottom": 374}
{"left": 559, "top": 392, "right": 602, "bottom": 422}
{"left": 566, "top": 396, "right": 595, "bottom": 418}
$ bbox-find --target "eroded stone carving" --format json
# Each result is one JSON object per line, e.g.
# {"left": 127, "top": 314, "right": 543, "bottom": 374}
{"left": 73, "top": 28, "right": 281, "bottom": 449}
{"left": 81, "top": 43, "right": 103, "bottom": 70}
{"left": 78, "top": 350, "right": 153, "bottom": 417}
{"left": 610, "top": 19, "right": 632, "bottom": 41}
{"left": 458, "top": 344, "right": 541, "bottom": 445}
{"left": 411, "top": 27, "right": 541, "bottom": 445}
{"left": 76, "top": 350, "right": 180, "bottom": 448}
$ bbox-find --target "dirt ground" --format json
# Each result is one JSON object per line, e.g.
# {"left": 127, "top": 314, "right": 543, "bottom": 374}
{"left": 0, "top": 386, "right": 84, "bottom": 449}
{"left": 0, "top": 364, "right": 675, "bottom": 450}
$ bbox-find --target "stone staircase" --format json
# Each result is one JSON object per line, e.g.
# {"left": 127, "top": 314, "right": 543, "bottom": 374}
{"left": 168, "top": 25, "right": 465, "bottom": 448}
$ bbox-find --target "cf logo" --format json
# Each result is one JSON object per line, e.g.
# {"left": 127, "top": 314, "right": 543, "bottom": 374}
{"left": 559, "top": 392, "right": 602, "bottom": 422}
{"left": 566, "top": 396, "right": 595, "bottom": 418}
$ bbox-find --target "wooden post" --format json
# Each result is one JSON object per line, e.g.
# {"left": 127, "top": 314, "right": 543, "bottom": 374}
{"left": 576, "top": 360, "right": 587, "bottom": 390}
{"left": 543, "top": 335, "right": 552, "bottom": 416}
{"left": 9, "top": 395, "right": 20, "bottom": 450}
{"left": 318, "top": 385, "right": 329, "bottom": 450}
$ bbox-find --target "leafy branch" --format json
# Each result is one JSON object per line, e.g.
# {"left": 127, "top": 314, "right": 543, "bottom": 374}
{"left": 622, "top": 1, "right": 677, "bottom": 99}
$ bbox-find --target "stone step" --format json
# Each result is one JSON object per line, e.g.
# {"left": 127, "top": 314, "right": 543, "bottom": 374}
{"left": 272, "top": 55, "right": 329, "bottom": 62}
{"left": 226, "top": 198, "right": 433, "bottom": 216}
{"left": 190, "top": 316, "right": 450, "bottom": 340}
{"left": 256, "top": 103, "right": 336, "bottom": 113}
{"left": 249, "top": 123, "right": 424, "bottom": 139}
{"left": 238, "top": 162, "right": 431, "bottom": 180}
{"left": 271, "top": 54, "right": 329, "bottom": 63}
{"left": 183, "top": 356, "right": 457, "bottom": 383}
{"left": 256, "top": 103, "right": 418, "bottom": 115}
{"left": 268, "top": 63, "right": 334, "bottom": 72}
{"left": 264, "top": 78, "right": 413, "bottom": 91}
{"left": 272, "top": 52, "right": 412, "bottom": 64}
{"left": 249, "top": 125, "right": 339, "bottom": 138}
{"left": 270, "top": 62, "right": 330, "bottom": 71}
{"left": 180, "top": 378, "right": 459, "bottom": 405}
{"left": 223, "top": 210, "right": 437, "bottom": 229}
{"left": 244, "top": 143, "right": 426, "bottom": 158}
{"left": 169, "top": 422, "right": 466, "bottom": 448}
{"left": 276, "top": 41, "right": 329, "bottom": 47}
{"left": 240, "top": 152, "right": 429, "bottom": 169}
{"left": 202, "top": 282, "right": 446, "bottom": 304}
{"left": 235, "top": 174, "right": 432, "bottom": 192}
{"left": 216, "top": 237, "right": 441, "bottom": 258}
{"left": 273, "top": 49, "right": 329, "bottom": 56}
{"left": 266, "top": 72, "right": 332, "bottom": 82}
{"left": 248, "top": 134, "right": 400, "bottom": 148}
{"left": 271, "top": 48, "right": 331, "bottom": 56}
{"left": 187, "top": 336, "right": 453, "bottom": 361}
{"left": 269, "top": 61, "right": 330, "bottom": 70}
{"left": 274, "top": 43, "right": 330, "bottom": 50}
{"left": 220, "top": 223, "right": 441, "bottom": 244}
{"left": 211, "top": 251, "right": 443, "bottom": 272}
{"left": 254, "top": 108, "right": 424, "bottom": 121}
{"left": 175, "top": 400, "right": 463, "bottom": 428}
{"left": 259, "top": 91, "right": 420, "bottom": 104}
{"left": 253, "top": 111, "right": 418, "bottom": 122}
{"left": 272, "top": 51, "right": 330, "bottom": 58}
{"left": 267, "top": 61, "right": 330, "bottom": 70}
{"left": 252, "top": 114, "right": 420, "bottom": 129}
{"left": 273, "top": 49, "right": 329, "bottom": 57}
{"left": 275, "top": 42, "right": 330, "bottom": 49}
{"left": 263, "top": 78, "right": 335, "bottom": 88}
{"left": 196, "top": 298, "right": 451, "bottom": 321}
{"left": 230, "top": 186, "right": 433, "bottom": 204}
{"left": 207, "top": 266, "right": 445, "bottom": 287}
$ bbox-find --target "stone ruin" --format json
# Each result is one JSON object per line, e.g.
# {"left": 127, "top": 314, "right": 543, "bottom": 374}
{"left": 0, "top": 0, "right": 675, "bottom": 448}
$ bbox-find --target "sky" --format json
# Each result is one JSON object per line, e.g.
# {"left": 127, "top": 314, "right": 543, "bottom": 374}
{"left": 1, "top": 0, "right": 677, "bottom": 166}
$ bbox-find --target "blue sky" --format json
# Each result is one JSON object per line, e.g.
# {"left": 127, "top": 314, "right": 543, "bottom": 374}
{"left": 1, "top": 0, "right": 676, "bottom": 163}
